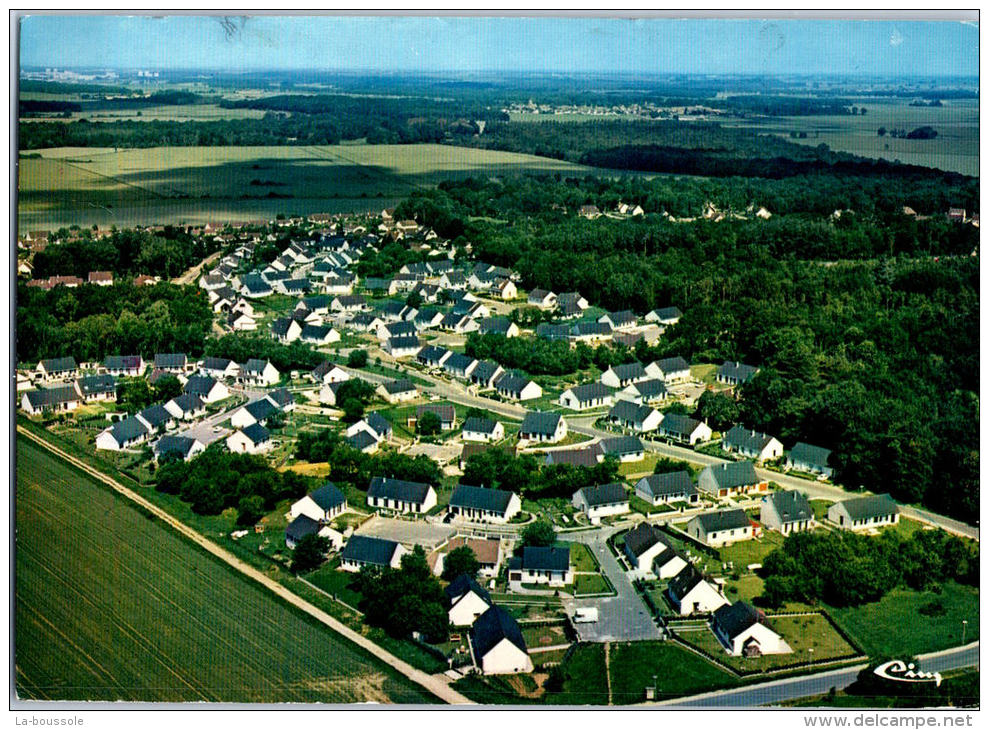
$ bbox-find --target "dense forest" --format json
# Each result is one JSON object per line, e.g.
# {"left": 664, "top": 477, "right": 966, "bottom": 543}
{"left": 397, "top": 175, "right": 979, "bottom": 523}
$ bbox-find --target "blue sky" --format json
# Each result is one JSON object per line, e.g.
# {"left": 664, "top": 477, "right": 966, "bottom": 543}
{"left": 19, "top": 15, "right": 979, "bottom": 77}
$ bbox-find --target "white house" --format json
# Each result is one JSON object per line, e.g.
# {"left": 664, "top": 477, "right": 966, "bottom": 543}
{"left": 239, "top": 358, "right": 280, "bottom": 387}
{"left": 600, "top": 362, "right": 648, "bottom": 389}
{"left": 686, "top": 509, "right": 754, "bottom": 548}
{"left": 697, "top": 461, "right": 767, "bottom": 499}
{"left": 461, "top": 416, "right": 505, "bottom": 443}
{"left": 469, "top": 606, "right": 533, "bottom": 675}
{"left": 760, "top": 490, "right": 814, "bottom": 535}
{"left": 711, "top": 602, "right": 791, "bottom": 657}
{"left": 494, "top": 374, "right": 542, "bottom": 402}
{"left": 607, "top": 400, "right": 664, "bottom": 433}
{"left": 448, "top": 484, "right": 521, "bottom": 524}
{"left": 226, "top": 424, "right": 273, "bottom": 455}
{"left": 183, "top": 375, "right": 230, "bottom": 404}
{"left": 658, "top": 414, "right": 712, "bottom": 445}
{"left": 634, "top": 471, "right": 699, "bottom": 506}
{"left": 786, "top": 442, "right": 834, "bottom": 479}
{"left": 95, "top": 417, "right": 149, "bottom": 451}
{"left": 827, "top": 494, "right": 900, "bottom": 531}
{"left": 163, "top": 394, "right": 207, "bottom": 421}
{"left": 312, "top": 360, "right": 350, "bottom": 384}
{"left": 572, "top": 483, "right": 629, "bottom": 524}
{"left": 199, "top": 357, "right": 241, "bottom": 380}
{"left": 290, "top": 483, "right": 348, "bottom": 523}
{"left": 339, "top": 535, "right": 407, "bottom": 572}
{"left": 446, "top": 575, "right": 494, "bottom": 627}
{"left": 366, "top": 477, "right": 437, "bottom": 514}
{"left": 723, "top": 425, "right": 784, "bottom": 463}
{"left": 230, "top": 398, "right": 278, "bottom": 429}
{"left": 507, "top": 546, "right": 573, "bottom": 587}
{"left": 559, "top": 383, "right": 614, "bottom": 411}
{"left": 622, "top": 522, "right": 688, "bottom": 581}
{"left": 519, "top": 411, "right": 567, "bottom": 443}
{"left": 667, "top": 566, "right": 730, "bottom": 616}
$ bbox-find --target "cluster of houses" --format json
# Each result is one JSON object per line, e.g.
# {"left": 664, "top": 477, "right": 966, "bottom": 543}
{"left": 416, "top": 345, "right": 543, "bottom": 402}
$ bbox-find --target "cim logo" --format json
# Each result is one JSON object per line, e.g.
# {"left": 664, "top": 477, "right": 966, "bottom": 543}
{"left": 873, "top": 660, "right": 942, "bottom": 687}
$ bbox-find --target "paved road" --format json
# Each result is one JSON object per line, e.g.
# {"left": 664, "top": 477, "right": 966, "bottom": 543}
{"left": 18, "top": 426, "right": 472, "bottom": 705}
{"left": 565, "top": 526, "right": 663, "bottom": 643}
{"left": 653, "top": 642, "right": 980, "bottom": 707}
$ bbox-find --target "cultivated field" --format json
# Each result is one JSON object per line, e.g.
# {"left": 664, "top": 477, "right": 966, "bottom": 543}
{"left": 14, "top": 436, "right": 436, "bottom": 704}
{"left": 17, "top": 143, "right": 594, "bottom": 230}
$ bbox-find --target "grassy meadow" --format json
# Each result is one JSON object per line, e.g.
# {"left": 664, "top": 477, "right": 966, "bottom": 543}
{"left": 14, "top": 435, "right": 437, "bottom": 704}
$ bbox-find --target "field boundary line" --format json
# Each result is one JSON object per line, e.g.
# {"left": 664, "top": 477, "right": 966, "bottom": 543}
{"left": 17, "top": 426, "right": 472, "bottom": 706}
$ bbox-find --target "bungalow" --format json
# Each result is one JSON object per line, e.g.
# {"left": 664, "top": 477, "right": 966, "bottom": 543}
{"left": 519, "top": 411, "right": 567, "bottom": 444}
{"left": 240, "top": 274, "right": 273, "bottom": 299}
{"left": 828, "top": 494, "right": 900, "bottom": 531}
{"left": 366, "top": 477, "right": 437, "bottom": 514}
{"left": 164, "top": 393, "right": 207, "bottom": 421}
{"left": 318, "top": 381, "right": 347, "bottom": 407}
{"left": 711, "top": 602, "right": 790, "bottom": 657}
{"left": 527, "top": 289, "right": 557, "bottom": 309}
{"left": 443, "top": 353, "right": 479, "bottom": 380}
{"left": 469, "top": 606, "right": 533, "bottom": 676}
{"left": 384, "top": 335, "right": 422, "bottom": 358}
{"left": 226, "top": 423, "right": 273, "bottom": 455}
{"left": 600, "top": 362, "right": 648, "bottom": 389}
{"left": 469, "top": 361, "right": 505, "bottom": 390}
{"left": 723, "top": 425, "right": 784, "bottom": 463}
{"left": 276, "top": 277, "right": 311, "bottom": 296}
{"left": 377, "top": 320, "right": 417, "bottom": 342}
{"left": 556, "top": 292, "right": 589, "bottom": 311}
{"left": 698, "top": 461, "right": 767, "bottom": 498}
{"left": 786, "top": 442, "right": 834, "bottom": 479}
{"left": 95, "top": 417, "right": 150, "bottom": 451}
{"left": 183, "top": 375, "right": 230, "bottom": 404}
{"left": 443, "top": 574, "right": 493, "bottom": 630}
{"left": 312, "top": 360, "right": 350, "bottom": 385}
{"left": 536, "top": 323, "right": 572, "bottom": 341}
{"left": 136, "top": 404, "right": 175, "bottom": 433}
{"left": 761, "top": 490, "right": 814, "bottom": 535}
{"left": 558, "top": 382, "right": 613, "bottom": 412}
{"left": 717, "top": 361, "right": 760, "bottom": 386}
{"left": 462, "top": 416, "right": 505, "bottom": 443}
{"left": 377, "top": 379, "right": 418, "bottom": 403}
{"left": 607, "top": 400, "right": 663, "bottom": 433}
{"left": 87, "top": 271, "right": 114, "bottom": 286}
{"left": 508, "top": 546, "right": 573, "bottom": 586}
{"left": 440, "top": 312, "right": 479, "bottom": 334}
{"left": 686, "top": 509, "right": 754, "bottom": 548}
{"left": 578, "top": 205, "right": 601, "bottom": 219}
{"left": 152, "top": 435, "right": 205, "bottom": 463}
{"left": 667, "top": 565, "right": 730, "bottom": 616}
{"left": 290, "top": 482, "right": 348, "bottom": 523}
{"left": 658, "top": 414, "right": 712, "bottom": 445}
{"left": 572, "top": 483, "right": 629, "bottom": 523}
{"left": 434, "top": 537, "right": 502, "bottom": 578}
{"left": 598, "top": 310, "right": 637, "bottom": 331}
{"left": 569, "top": 321, "right": 613, "bottom": 343}
{"left": 417, "top": 345, "right": 452, "bottom": 369}
{"left": 415, "top": 404, "right": 456, "bottom": 431}
{"left": 102, "top": 355, "right": 145, "bottom": 377}
{"left": 20, "top": 385, "right": 83, "bottom": 415}
{"left": 300, "top": 324, "right": 340, "bottom": 346}
{"left": 646, "top": 356, "right": 691, "bottom": 384}
{"left": 199, "top": 357, "right": 240, "bottom": 380}
{"left": 347, "top": 429, "right": 380, "bottom": 454}
{"left": 449, "top": 484, "right": 521, "bottom": 523}
{"left": 36, "top": 356, "right": 78, "bottom": 381}
{"left": 199, "top": 273, "right": 227, "bottom": 291}
{"left": 154, "top": 353, "right": 188, "bottom": 374}
{"left": 477, "top": 317, "right": 520, "bottom": 338}
{"left": 270, "top": 317, "right": 303, "bottom": 344}
{"left": 623, "top": 522, "right": 687, "bottom": 581}
{"left": 490, "top": 278, "right": 518, "bottom": 300}
{"left": 331, "top": 295, "right": 367, "bottom": 312}
{"left": 495, "top": 374, "right": 542, "bottom": 402}
{"left": 543, "top": 447, "right": 599, "bottom": 468}
{"left": 284, "top": 515, "right": 343, "bottom": 552}
{"left": 439, "top": 271, "right": 468, "bottom": 290}
{"left": 635, "top": 471, "right": 699, "bottom": 506}
{"left": 347, "top": 412, "right": 393, "bottom": 442}
{"left": 230, "top": 398, "right": 278, "bottom": 429}
{"left": 239, "top": 358, "right": 280, "bottom": 387}
{"left": 619, "top": 378, "right": 668, "bottom": 405}
{"left": 75, "top": 374, "right": 117, "bottom": 403}
{"left": 414, "top": 308, "right": 445, "bottom": 330}
{"left": 300, "top": 295, "right": 331, "bottom": 315}
{"left": 228, "top": 311, "right": 258, "bottom": 332}
{"left": 347, "top": 312, "right": 384, "bottom": 332}
{"left": 645, "top": 306, "right": 683, "bottom": 325}
{"left": 597, "top": 435, "right": 645, "bottom": 463}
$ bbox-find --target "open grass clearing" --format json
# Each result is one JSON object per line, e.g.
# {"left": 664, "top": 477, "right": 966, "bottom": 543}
{"left": 608, "top": 640, "right": 738, "bottom": 704}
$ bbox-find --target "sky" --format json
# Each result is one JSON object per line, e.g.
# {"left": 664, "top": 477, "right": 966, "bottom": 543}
{"left": 18, "top": 15, "right": 980, "bottom": 78}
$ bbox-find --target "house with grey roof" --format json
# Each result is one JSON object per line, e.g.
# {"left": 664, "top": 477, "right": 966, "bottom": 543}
{"left": 507, "top": 546, "right": 573, "bottom": 586}
{"left": 238, "top": 358, "right": 280, "bottom": 387}
{"left": 36, "top": 356, "right": 79, "bottom": 381}
{"left": 717, "top": 361, "right": 760, "bottom": 386}
{"left": 153, "top": 435, "right": 205, "bottom": 463}
{"left": 442, "top": 352, "right": 479, "bottom": 380}
{"left": 384, "top": 335, "right": 421, "bottom": 358}
{"left": 623, "top": 522, "right": 687, "bottom": 580}
{"left": 598, "top": 310, "right": 637, "bottom": 331}
{"left": 449, "top": 484, "right": 521, "bottom": 524}
{"left": 76, "top": 374, "right": 117, "bottom": 402}
{"left": 102, "top": 354, "right": 145, "bottom": 377}
{"left": 462, "top": 416, "right": 504, "bottom": 443}
{"left": 600, "top": 362, "right": 648, "bottom": 389}
{"left": 270, "top": 317, "right": 303, "bottom": 344}
{"left": 291, "top": 483, "right": 348, "bottom": 523}
{"left": 469, "top": 605, "right": 533, "bottom": 675}
{"left": 367, "top": 477, "right": 437, "bottom": 514}
{"left": 520, "top": 411, "right": 567, "bottom": 443}
{"left": 226, "top": 423, "right": 272, "bottom": 455}
{"left": 658, "top": 413, "right": 712, "bottom": 445}
{"left": 635, "top": 471, "right": 699, "bottom": 505}
{"left": 284, "top": 515, "right": 343, "bottom": 552}
{"left": 698, "top": 461, "right": 766, "bottom": 498}
{"left": 559, "top": 382, "right": 614, "bottom": 411}
{"left": 569, "top": 321, "right": 613, "bottom": 343}
{"left": 687, "top": 509, "right": 754, "bottom": 547}
{"left": 446, "top": 574, "right": 494, "bottom": 627}
{"left": 183, "top": 375, "right": 230, "bottom": 404}
{"left": 607, "top": 400, "right": 663, "bottom": 433}
{"left": 646, "top": 356, "right": 691, "bottom": 384}
{"left": 597, "top": 435, "right": 645, "bottom": 462}
{"left": 415, "top": 404, "right": 456, "bottom": 431}
{"left": 20, "top": 385, "right": 83, "bottom": 415}
{"left": 786, "top": 442, "right": 834, "bottom": 478}
{"left": 572, "top": 483, "right": 629, "bottom": 523}
{"left": 761, "top": 490, "right": 814, "bottom": 535}
{"left": 667, "top": 565, "right": 730, "bottom": 615}
{"left": 136, "top": 404, "right": 175, "bottom": 433}
{"left": 469, "top": 360, "right": 505, "bottom": 390}
{"left": 645, "top": 306, "right": 683, "bottom": 325}
{"left": 164, "top": 393, "right": 206, "bottom": 421}
{"left": 827, "top": 494, "right": 899, "bottom": 531}
{"left": 377, "top": 378, "right": 418, "bottom": 404}
{"left": 712, "top": 601, "right": 790, "bottom": 657}
{"left": 230, "top": 397, "right": 278, "bottom": 429}
{"left": 723, "top": 425, "right": 784, "bottom": 463}
{"left": 347, "top": 429, "right": 380, "bottom": 454}
{"left": 96, "top": 416, "right": 150, "bottom": 451}
{"left": 543, "top": 447, "right": 600, "bottom": 468}
{"left": 535, "top": 323, "right": 571, "bottom": 341}
{"left": 494, "top": 374, "right": 542, "bottom": 401}
{"left": 619, "top": 378, "right": 668, "bottom": 405}
{"left": 199, "top": 356, "right": 240, "bottom": 380}
{"left": 153, "top": 353, "right": 189, "bottom": 373}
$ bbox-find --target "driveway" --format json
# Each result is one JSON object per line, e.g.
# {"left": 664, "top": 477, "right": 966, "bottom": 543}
{"left": 356, "top": 516, "right": 455, "bottom": 550}
{"left": 566, "top": 526, "right": 663, "bottom": 642}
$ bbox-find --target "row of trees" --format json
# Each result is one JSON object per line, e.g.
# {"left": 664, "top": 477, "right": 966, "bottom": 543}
{"left": 295, "top": 429, "right": 442, "bottom": 488}
{"left": 462, "top": 447, "right": 620, "bottom": 501}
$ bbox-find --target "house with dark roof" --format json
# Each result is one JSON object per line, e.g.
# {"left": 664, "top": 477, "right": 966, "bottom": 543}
{"left": 543, "top": 447, "right": 599, "bottom": 468}
{"left": 619, "top": 378, "right": 669, "bottom": 405}
{"left": 686, "top": 509, "right": 755, "bottom": 547}
{"left": 300, "top": 324, "right": 340, "bottom": 346}
{"left": 346, "top": 412, "right": 392, "bottom": 443}
{"left": 154, "top": 353, "right": 189, "bottom": 373}
{"left": 717, "top": 361, "right": 760, "bottom": 386}
{"left": 723, "top": 425, "right": 784, "bottom": 463}
{"left": 527, "top": 289, "right": 557, "bottom": 309}
{"left": 446, "top": 574, "right": 494, "bottom": 627}
{"left": 711, "top": 601, "right": 790, "bottom": 657}
{"left": 598, "top": 310, "right": 637, "bottom": 331}
{"left": 384, "top": 335, "right": 421, "bottom": 358}
{"left": 416, "top": 345, "right": 452, "bottom": 369}
{"left": 827, "top": 494, "right": 899, "bottom": 531}
{"left": 508, "top": 546, "right": 573, "bottom": 586}
{"left": 698, "top": 461, "right": 767, "bottom": 498}
{"left": 461, "top": 416, "right": 504, "bottom": 443}
{"left": 600, "top": 362, "right": 648, "bottom": 389}
{"left": 477, "top": 317, "right": 520, "bottom": 338}
{"left": 347, "top": 429, "right": 380, "bottom": 454}
{"left": 228, "top": 310, "right": 258, "bottom": 332}
{"left": 226, "top": 423, "right": 273, "bottom": 454}
{"left": 469, "top": 360, "right": 505, "bottom": 390}
{"left": 786, "top": 442, "right": 834, "bottom": 478}
{"left": 230, "top": 397, "right": 278, "bottom": 429}
{"left": 572, "top": 483, "right": 629, "bottom": 523}
{"left": 377, "top": 378, "right": 418, "bottom": 404}
{"left": 339, "top": 535, "right": 408, "bottom": 572}
{"left": 20, "top": 385, "right": 83, "bottom": 415}
{"left": 449, "top": 484, "right": 521, "bottom": 524}
{"left": 377, "top": 320, "right": 417, "bottom": 342}
{"left": 597, "top": 435, "right": 645, "bottom": 463}
{"left": 199, "top": 356, "right": 240, "bottom": 380}
{"left": 645, "top": 306, "right": 683, "bottom": 325}
{"left": 135, "top": 404, "right": 175, "bottom": 433}
{"left": 469, "top": 605, "right": 533, "bottom": 675}
{"left": 442, "top": 352, "right": 479, "bottom": 380}
{"left": 76, "top": 374, "right": 117, "bottom": 402}
{"left": 312, "top": 360, "right": 350, "bottom": 385}
{"left": 666, "top": 565, "right": 730, "bottom": 616}
{"left": 607, "top": 400, "right": 663, "bottom": 433}
{"left": 494, "top": 374, "right": 542, "bottom": 401}
{"left": 270, "top": 317, "right": 303, "bottom": 344}
{"left": 622, "top": 522, "right": 687, "bottom": 580}
{"left": 347, "top": 312, "right": 384, "bottom": 332}
{"left": 183, "top": 375, "right": 230, "bottom": 404}
{"left": 414, "top": 404, "right": 456, "bottom": 431}
{"left": 238, "top": 358, "right": 280, "bottom": 387}
{"left": 559, "top": 382, "right": 614, "bottom": 411}
{"left": 36, "top": 356, "right": 79, "bottom": 381}
{"left": 102, "top": 354, "right": 145, "bottom": 377}
{"left": 635, "top": 471, "right": 699, "bottom": 505}
{"left": 658, "top": 413, "right": 712, "bottom": 445}
{"left": 761, "top": 490, "right": 814, "bottom": 535}
{"left": 164, "top": 393, "right": 206, "bottom": 421}
{"left": 95, "top": 416, "right": 150, "bottom": 451}
{"left": 290, "top": 483, "right": 348, "bottom": 523}
{"left": 265, "top": 387, "right": 295, "bottom": 412}
{"left": 519, "top": 411, "right": 567, "bottom": 443}
{"left": 284, "top": 514, "right": 343, "bottom": 551}
{"left": 153, "top": 435, "right": 205, "bottom": 463}
{"left": 569, "top": 321, "right": 613, "bottom": 343}
{"left": 646, "top": 356, "right": 691, "bottom": 384}
{"left": 367, "top": 477, "right": 437, "bottom": 514}
{"left": 535, "top": 323, "right": 571, "bottom": 341}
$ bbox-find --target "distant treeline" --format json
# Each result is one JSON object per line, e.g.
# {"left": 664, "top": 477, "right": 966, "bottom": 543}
{"left": 19, "top": 79, "right": 134, "bottom": 96}
{"left": 19, "top": 100, "right": 82, "bottom": 114}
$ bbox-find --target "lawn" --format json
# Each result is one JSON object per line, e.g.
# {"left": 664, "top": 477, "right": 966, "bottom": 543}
{"left": 809, "top": 499, "right": 832, "bottom": 521}
{"left": 629, "top": 494, "right": 676, "bottom": 516}
{"left": 574, "top": 574, "right": 614, "bottom": 597}
{"left": 521, "top": 623, "right": 570, "bottom": 649}
{"left": 14, "top": 435, "right": 436, "bottom": 704}
{"left": 689, "top": 363, "right": 719, "bottom": 385}
{"left": 305, "top": 560, "right": 365, "bottom": 610}
{"left": 608, "top": 641, "right": 738, "bottom": 704}
{"left": 828, "top": 582, "right": 979, "bottom": 658}
{"left": 18, "top": 143, "right": 597, "bottom": 230}
{"left": 718, "top": 530, "right": 787, "bottom": 569}
{"left": 560, "top": 542, "right": 598, "bottom": 572}
{"left": 544, "top": 643, "right": 609, "bottom": 705}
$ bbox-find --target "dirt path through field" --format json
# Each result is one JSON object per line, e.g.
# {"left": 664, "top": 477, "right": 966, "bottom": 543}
{"left": 17, "top": 426, "right": 473, "bottom": 705}
{"left": 173, "top": 250, "right": 222, "bottom": 285}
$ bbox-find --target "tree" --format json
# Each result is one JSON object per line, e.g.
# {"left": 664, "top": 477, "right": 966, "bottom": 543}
{"left": 405, "top": 292, "right": 424, "bottom": 309}
{"left": 442, "top": 545, "right": 481, "bottom": 581}
{"left": 347, "top": 349, "right": 368, "bottom": 368}
{"left": 236, "top": 495, "right": 266, "bottom": 527}
{"left": 290, "top": 534, "right": 330, "bottom": 573}
{"left": 521, "top": 520, "right": 556, "bottom": 548}
{"left": 151, "top": 374, "right": 183, "bottom": 402}
{"left": 877, "top": 127, "right": 887, "bottom": 137}
{"left": 695, "top": 390, "right": 740, "bottom": 432}
{"left": 341, "top": 397, "right": 365, "bottom": 423}
{"left": 417, "top": 410, "right": 442, "bottom": 436}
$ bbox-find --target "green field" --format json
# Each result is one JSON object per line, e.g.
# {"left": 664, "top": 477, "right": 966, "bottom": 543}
{"left": 17, "top": 143, "right": 596, "bottom": 230}
{"left": 14, "top": 436, "right": 436, "bottom": 704}
{"left": 609, "top": 641, "right": 738, "bottom": 704}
